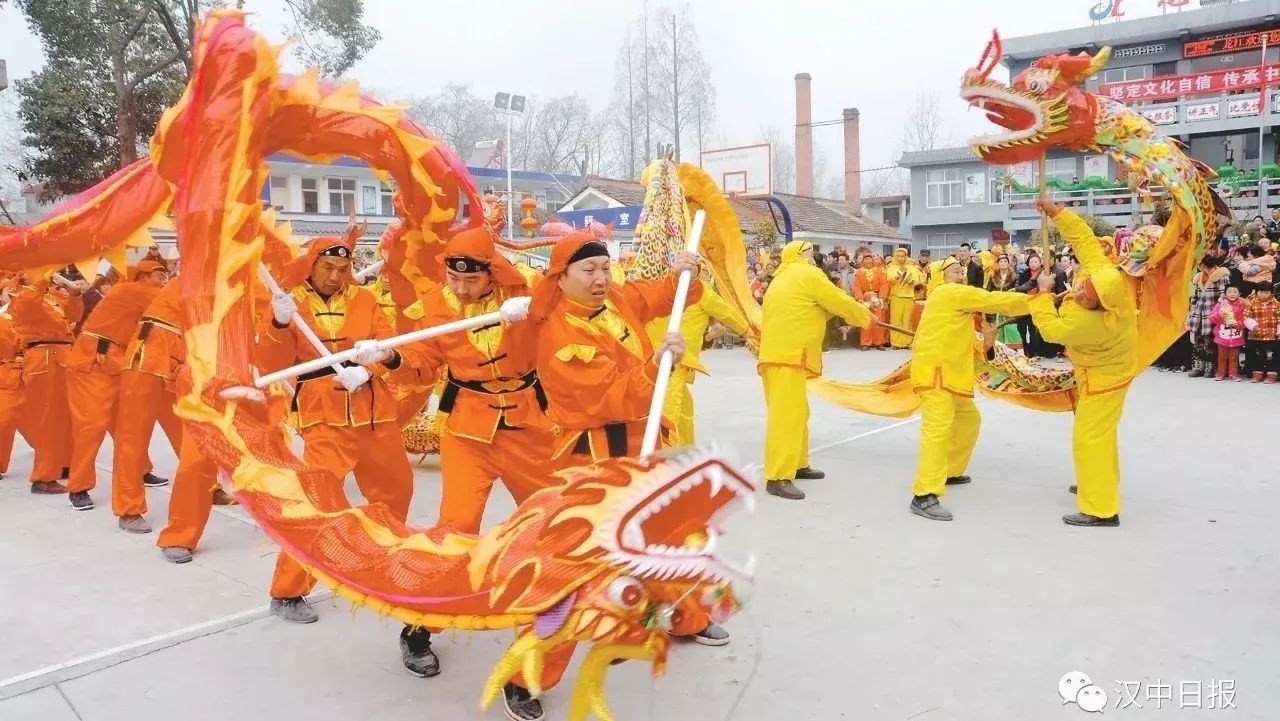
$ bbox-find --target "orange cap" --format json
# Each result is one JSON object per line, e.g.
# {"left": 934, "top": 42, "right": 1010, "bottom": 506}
{"left": 439, "top": 226, "right": 526, "bottom": 287}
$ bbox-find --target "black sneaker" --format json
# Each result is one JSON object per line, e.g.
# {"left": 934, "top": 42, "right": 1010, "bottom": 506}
{"left": 69, "top": 491, "right": 94, "bottom": 511}
{"left": 691, "top": 622, "right": 730, "bottom": 646}
{"left": 1063, "top": 512, "right": 1119, "bottom": 527}
{"left": 143, "top": 472, "right": 170, "bottom": 488}
{"left": 945, "top": 475, "right": 972, "bottom": 485}
{"left": 399, "top": 626, "right": 440, "bottom": 677}
{"left": 502, "top": 682, "right": 545, "bottom": 721}
{"left": 765, "top": 480, "right": 805, "bottom": 500}
{"left": 794, "top": 466, "right": 825, "bottom": 480}
{"left": 909, "top": 494, "right": 952, "bottom": 521}
{"left": 269, "top": 596, "right": 318, "bottom": 624}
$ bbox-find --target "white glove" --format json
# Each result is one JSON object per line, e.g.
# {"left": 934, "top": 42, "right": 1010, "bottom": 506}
{"left": 499, "top": 296, "right": 532, "bottom": 323}
{"left": 333, "top": 365, "right": 372, "bottom": 392}
{"left": 1245, "top": 318, "right": 1259, "bottom": 332}
{"left": 271, "top": 293, "right": 298, "bottom": 325}
{"left": 352, "top": 339, "right": 389, "bottom": 365}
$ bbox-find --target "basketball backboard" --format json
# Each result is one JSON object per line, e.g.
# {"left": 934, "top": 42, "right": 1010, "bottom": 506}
{"left": 700, "top": 143, "right": 772, "bottom": 198}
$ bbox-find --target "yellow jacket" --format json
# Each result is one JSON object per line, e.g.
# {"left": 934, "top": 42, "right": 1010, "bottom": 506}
{"left": 1040, "top": 207, "right": 1139, "bottom": 395}
{"left": 759, "top": 240, "right": 871, "bottom": 376}
{"left": 647, "top": 284, "right": 749, "bottom": 375}
{"left": 910, "top": 282, "right": 1030, "bottom": 395}
{"left": 887, "top": 260, "right": 922, "bottom": 299}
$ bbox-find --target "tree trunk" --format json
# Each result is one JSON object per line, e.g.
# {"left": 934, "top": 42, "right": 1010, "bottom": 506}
{"left": 670, "top": 15, "right": 679, "bottom": 161}
{"left": 112, "top": 52, "right": 138, "bottom": 166}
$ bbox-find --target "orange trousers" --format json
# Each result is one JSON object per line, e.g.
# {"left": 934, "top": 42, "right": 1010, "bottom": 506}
{"left": 156, "top": 430, "right": 218, "bottom": 551}
{"left": 112, "top": 370, "right": 180, "bottom": 516}
{"left": 437, "top": 425, "right": 559, "bottom": 534}
{"left": 23, "top": 362, "right": 73, "bottom": 482}
{"left": 0, "top": 386, "right": 28, "bottom": 475}
{"left": 269, "top": 421, "right": 415, "bottom": 598}
{"left": 860, "top": 305, "right": 888, "bottom": 347}
{"left": 65, "top": 366, "right": 124, "bottom": 493}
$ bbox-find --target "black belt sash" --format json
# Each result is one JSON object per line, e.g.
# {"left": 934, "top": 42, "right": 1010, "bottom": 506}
{"left": 572, "top": 422, "right": 629, "bottom": 458}
{"left": 295, "top": 360, "right": 359, "bottom": 383}
{"left": 24, "top": 340, "right": 72, "bottom": 350}
{"left": 437, "top": 370, "right": 546, "bottom": 417}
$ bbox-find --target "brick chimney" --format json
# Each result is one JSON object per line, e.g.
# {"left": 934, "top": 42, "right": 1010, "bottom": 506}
{"left": 795, "top": 73, "right": 813, "bottom": 197}
{"left": 843, "top": 107, "right": 861, "bottom": 213}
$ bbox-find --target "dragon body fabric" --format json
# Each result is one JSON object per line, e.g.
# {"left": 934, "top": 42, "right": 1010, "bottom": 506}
{"left": 807, "top": 32, "right": 1224, "bottom": 417}
{"left": 0, "top": 11, "right": 755, "bottom": 720}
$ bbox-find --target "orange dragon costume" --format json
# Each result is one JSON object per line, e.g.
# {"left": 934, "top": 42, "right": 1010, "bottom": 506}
{"left": 0, "top": 12, "right": 754, "bottom": 720}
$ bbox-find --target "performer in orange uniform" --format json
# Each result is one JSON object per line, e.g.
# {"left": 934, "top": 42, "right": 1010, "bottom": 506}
{"left": 530, "top": 232, "right": 700, "bottom": 464}
{"left": 63, "top": 260, "right": 169, "bottom": 511}
{"left": 258, "top": 231, "right": 414, "bottom": 627}
{"left": 112, "top": 281, "right": 232, "bottom": 533}
{"left": 0, "top": 277, "right": 27, "bottom": 479}
{"left": 852, "top": 253, "right": 889, "bottom": 350}
{"left": 360, "top": 227, "right": 558, "bottom": 712}
{"left": 529, "top": 233, "right": 733, "bottom": 654}
{"left": 155, "top": 282, "right": 271, "bottom": 563}
{"left": 10, "top": 275, "right": 84, "bottom": 493}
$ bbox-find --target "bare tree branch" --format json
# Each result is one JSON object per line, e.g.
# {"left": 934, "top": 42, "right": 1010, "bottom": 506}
{"left": 126, "top": 47, "right": 183, "bottom": 92}
{"left": 151, "top": 0, "right": 191, "bottom": 74}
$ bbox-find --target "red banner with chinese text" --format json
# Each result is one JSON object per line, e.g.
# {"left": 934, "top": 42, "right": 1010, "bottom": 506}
{"left": 1100, "top": 65, "right": 1280, "bottom": 103}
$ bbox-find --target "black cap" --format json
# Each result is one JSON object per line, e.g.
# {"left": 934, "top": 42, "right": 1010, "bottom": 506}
{"left": 444, "top": 256, "right": 490, "bottom": 273}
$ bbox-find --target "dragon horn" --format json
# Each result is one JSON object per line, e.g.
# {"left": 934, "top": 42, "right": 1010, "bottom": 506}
{"left": 973, "top": 29, "right": 1003, "bottom": 80}
{"left": 1083, "top": 46, "right": 1112, "bottom": 79}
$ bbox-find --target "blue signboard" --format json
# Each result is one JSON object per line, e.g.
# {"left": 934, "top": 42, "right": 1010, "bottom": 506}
{"left": 555, "top": 206, "right": 644, "bottom": 231}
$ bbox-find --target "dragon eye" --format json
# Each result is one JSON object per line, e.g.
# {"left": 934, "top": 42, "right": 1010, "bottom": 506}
{"left": 607, "top": 576, "right": 646, "bottom": 609}
{"left": 1027, "top": 78, "right": 1048, "bottom": 94}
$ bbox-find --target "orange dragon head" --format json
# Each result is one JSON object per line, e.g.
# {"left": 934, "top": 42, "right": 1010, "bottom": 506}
{"left": 475, "top": 446, "right": 756, "bottom": 711}
{"left": 960, "top": 30, "right": 1110, "bottom": 165}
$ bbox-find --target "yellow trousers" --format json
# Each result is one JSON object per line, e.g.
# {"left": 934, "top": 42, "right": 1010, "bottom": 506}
{"left": 889, "top": 296, "right": 915, "bottom": 348}
{"left": 662, "top": 366, "right": 696, "bottom": 446}
{"left": 910, "top": 389, "right": 980, "bottom": 497}
{"left": 761, "top": 366, "right": 809, "bottom": 480}
{"left": 1072, "top": 387, "right": 1127, "bottom": 518}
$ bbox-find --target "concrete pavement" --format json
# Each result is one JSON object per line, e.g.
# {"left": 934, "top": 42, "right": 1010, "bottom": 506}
{"left": 1, "top": 347, "right": 1275, "bottom": 720}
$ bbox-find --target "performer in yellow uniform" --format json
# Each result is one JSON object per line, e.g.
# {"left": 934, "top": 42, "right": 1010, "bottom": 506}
{"left": 758, "top": 240, "right": 871, "bottom": 500}
{"left": 887, "top": 248, "right": 922, "bottom": 348}
{"left": 909, "top": 257, "right": 1029, "bottom": 521}
{"left": 648, "top": 274, "right": 749, "bottom": 445}
{"left": 1032, "top": 196, "right": 1137, "bottom": 527}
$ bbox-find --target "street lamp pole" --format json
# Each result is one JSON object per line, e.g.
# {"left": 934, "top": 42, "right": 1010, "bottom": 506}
{"left": 494, "top": 91, "right": 526, "bottom": 242}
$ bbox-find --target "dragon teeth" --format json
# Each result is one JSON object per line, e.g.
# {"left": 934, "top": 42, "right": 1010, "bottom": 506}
{"left": 623, "top": 521, "right": 644, "bottom": 549}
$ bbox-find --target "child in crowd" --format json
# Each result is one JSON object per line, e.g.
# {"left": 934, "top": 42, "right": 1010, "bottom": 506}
{"left": 1244, "top": 283, "right": 1280, "bottom": 383}
{"left": 1209, "top": 286, "right": 1246, "bottom": 381}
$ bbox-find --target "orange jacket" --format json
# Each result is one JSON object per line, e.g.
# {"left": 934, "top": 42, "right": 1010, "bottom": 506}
{"left": 65, "top": 281, "right": 162, "bottom": 375}
{"left": 0, "top": 314, "right": 21, "bottom": 391}
{"left": 10, "top": 282, "right": 81, "bottom": 378}
{"left": 852, "top": 267, "right": 889, "bottom": 303}
{"left": 397, "top": 283, "right": 548, "bottom": 443}
{"left": 535, "top": 275, "right": 701, "bottom": 458}
{"left": 124, "top": 282, "right": 186, "bottom": 381}
{"left": 260, "top": 282, "right": 399, "bottom": 429}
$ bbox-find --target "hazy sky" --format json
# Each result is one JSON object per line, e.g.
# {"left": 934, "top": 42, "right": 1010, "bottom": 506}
{"left": 0, "top": 0, "right": 1188, "bottom": 190}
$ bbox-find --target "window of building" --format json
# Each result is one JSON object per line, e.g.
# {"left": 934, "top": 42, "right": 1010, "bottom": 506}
{"left": 926, "top": 232, "right": 962, "bottom": 257}
{"left": 882, "top": 205, "right": 901, "bottom": 228}
{"left": 1101, "top": 66, "right": 1148, "bottom": 85}
{"left": 925, "top": 169, "right": 962, "bottom": 208}
{"left": 1152, "top": 61, "right": 1178, "bottom": 78}
{"left": 327, "top": 177, "right": 356, "bottom": 215}
{"left": 269, "top": 175, "right": 288, "bottom": 210}
{"left": 380, "top": 182, "right": 394, "bottom": 216}
{"left": 545, "top": 189, "right": 565, "bottom": 213}
{"left": 1046, "top": 158, "right": 1077, "bottom": 182}
{"left": 301, "top": 177, "right": 318, "bottom": 213}
{"left": 989, "top": 176, "right": 1004, "bottom": 205}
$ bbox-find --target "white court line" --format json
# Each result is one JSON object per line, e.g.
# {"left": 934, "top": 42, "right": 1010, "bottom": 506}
{"left": 740, "top": 416, "right": 921, "bottom": 476}
{"left": 0, "top": 591, "right": 336, "bottom": 701}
